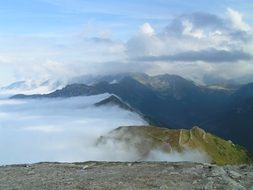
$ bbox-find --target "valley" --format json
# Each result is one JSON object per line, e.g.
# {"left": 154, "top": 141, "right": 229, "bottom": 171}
{"left": 10, "top": 73, "right": 253, "bottom": 153}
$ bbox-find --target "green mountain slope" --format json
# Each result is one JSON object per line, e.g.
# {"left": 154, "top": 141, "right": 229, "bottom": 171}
{"left": 98, "top": 126, "right": 252, "bottom": 165}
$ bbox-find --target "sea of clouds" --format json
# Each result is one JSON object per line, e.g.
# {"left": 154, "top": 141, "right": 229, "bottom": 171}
{"left": 0, "top": 94, "right": 209, "bottom": 165}
{"left": 0, "top": 94, "right": 146, "bottom": 165}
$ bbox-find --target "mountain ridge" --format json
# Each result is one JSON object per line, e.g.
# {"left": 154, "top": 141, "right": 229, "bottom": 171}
{"left": 97, "top": 125, "right": 252, "bottom": 165}
{"left": 9, "top": 73, "right": 253, "bottom": 153}
{"left": 94, "top": 95, "right": 134, "bottom": 112}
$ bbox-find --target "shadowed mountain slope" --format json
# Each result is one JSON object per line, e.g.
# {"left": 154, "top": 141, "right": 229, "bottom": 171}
{"left": 10, "top": 73, "right": 253, "bottom": 153}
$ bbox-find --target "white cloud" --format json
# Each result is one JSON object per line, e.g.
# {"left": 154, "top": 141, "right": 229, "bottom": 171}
{"left": 182, "top": 20, "right": 205, "bottom": 39}
{"left": 140, "top": 23, "right": 155, "bottom": 36}
{"left": 0, "top": 94, "right": 147, "bottom": 165}
{"left": 0, "top": 93, "right": 211, "bottom": 164}
{"left": 0, "top": 8, "right": 253, "bottom": 85}
{"left": 125, "top": 9, "right": 253, "bottom": 82}
{"left": 227, "top": 8, "right": 251, "bottom": 32}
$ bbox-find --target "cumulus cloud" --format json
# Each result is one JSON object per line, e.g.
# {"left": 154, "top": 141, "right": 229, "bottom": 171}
{"left": 227, "top": 8, "right": 251, "bottom": 32}
{"left": 0, "top": 8, "right": 253, "bottom": 85}
{"left": 137, "top": 10, "right": 251, "bottom": 55}
{"left": 140, "top": 23, "right": 155, "bottom": 36}
{"left": 166, "top": 12, "right": 226, "bottom": 38}
{"left": 126, "top": 8, "right": 253, "bottom": 82}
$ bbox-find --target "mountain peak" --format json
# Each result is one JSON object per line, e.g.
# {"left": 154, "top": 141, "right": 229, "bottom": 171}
{"left": 95, "top": 95, "right": 134, "bottom": 111}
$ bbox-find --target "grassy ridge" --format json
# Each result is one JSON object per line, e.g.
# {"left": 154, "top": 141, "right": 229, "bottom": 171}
{"left": 106, "top": 126, "right": 252, "bottom": 165}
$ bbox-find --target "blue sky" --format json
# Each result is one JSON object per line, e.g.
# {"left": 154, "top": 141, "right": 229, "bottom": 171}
{"left": 0, "top": 0, "right": 253, "bottom": 86}
{"left": 0, "top": 0, "right": 252, "bottom": 39}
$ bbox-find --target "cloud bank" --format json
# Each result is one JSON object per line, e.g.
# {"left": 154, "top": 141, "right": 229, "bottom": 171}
{"left": 137, "top": 49, "right": 252, "bottom": 63}
{"left": 0, "top": 8, "right": 253, "bottom": 85}
{"left": 0, "top": 94, "right": 146, "bottom": 165}
{"left": 0, "top": 95, "right": 210, "bottom": 165}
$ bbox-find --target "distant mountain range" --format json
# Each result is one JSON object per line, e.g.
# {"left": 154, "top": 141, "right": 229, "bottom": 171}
{"left": 1, "top": 80, "right": 63, "bottom": 94}
{"left": 10, "top": 73, "right": 253, "bottom": 153}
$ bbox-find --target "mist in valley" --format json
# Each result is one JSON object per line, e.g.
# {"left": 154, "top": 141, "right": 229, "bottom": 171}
{"left": 0, "top": 94, "right": 147, "bottom": 165}
{"left": 0, "top": 93, "right": 210, "bottom": 165}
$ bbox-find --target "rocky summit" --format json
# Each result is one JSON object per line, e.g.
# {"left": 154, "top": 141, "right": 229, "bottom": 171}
{"left": 0, "top": 162, "right": 252, "bottom": 190}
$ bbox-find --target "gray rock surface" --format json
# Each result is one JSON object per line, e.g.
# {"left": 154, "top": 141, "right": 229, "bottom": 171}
{"left": 0, "top": 162, "right": 252, "bottom": 190}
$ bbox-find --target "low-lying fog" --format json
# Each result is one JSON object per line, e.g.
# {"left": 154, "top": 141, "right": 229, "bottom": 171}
{"left": 0, "top": 94, "right": 147, "bottom": 165}
{"left": 0, "top": 94, "right": 209, "bottom": 165}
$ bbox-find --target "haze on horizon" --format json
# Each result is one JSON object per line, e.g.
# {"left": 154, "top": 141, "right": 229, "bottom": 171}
{"left": 0, "top": 0, "right": 253, "bottom": 86}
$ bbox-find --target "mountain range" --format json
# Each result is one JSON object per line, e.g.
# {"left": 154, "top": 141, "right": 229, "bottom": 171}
{"left": 0, "top": 80, "right": 63, "bottom": 94}
{"left": 10, "top": 73, "right": 253, "bottom": 153}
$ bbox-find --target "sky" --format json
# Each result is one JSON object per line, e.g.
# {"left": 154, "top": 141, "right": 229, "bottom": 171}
{"left": 0, "top": 0, "right": 253, "bottom": 85}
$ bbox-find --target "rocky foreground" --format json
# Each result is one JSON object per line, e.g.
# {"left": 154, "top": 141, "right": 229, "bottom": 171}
{"left": 0, "top": 162, "right": 252, "bottom": 190}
